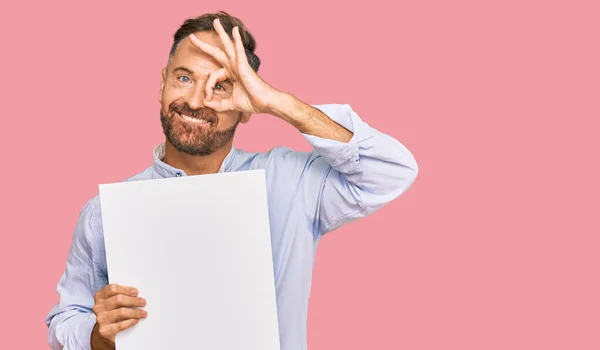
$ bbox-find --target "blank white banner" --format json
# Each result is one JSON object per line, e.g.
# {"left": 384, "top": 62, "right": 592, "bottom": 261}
{"left": 99, "top": 169, "right": 280, "bottom": 350}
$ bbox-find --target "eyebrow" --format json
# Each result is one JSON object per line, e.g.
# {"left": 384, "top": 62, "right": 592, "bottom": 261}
{"left": 171, "top": 66, "right": 195, "bottom": 75}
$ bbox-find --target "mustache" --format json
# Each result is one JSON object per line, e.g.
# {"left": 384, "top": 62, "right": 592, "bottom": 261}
{"left": 169, "top": 102, "right": 217, "bottom": 123}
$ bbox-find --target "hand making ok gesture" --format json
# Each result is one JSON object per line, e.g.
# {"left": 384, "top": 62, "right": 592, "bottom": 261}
{"left": 188, "top": 18, "right": 280, "bottom": 115}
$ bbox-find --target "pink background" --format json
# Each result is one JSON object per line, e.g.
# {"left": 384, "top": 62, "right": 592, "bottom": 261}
{"left": 1, "top": 0, "right": 599, "bottom": 349}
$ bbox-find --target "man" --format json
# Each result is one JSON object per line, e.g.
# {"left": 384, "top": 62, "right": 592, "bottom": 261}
{"left": 46, "top": 11, "right": 418, "bottom": 350}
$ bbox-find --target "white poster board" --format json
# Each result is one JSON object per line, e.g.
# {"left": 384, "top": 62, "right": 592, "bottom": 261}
{"left": 98, "top": 169, "right": 280, "bottom": 350}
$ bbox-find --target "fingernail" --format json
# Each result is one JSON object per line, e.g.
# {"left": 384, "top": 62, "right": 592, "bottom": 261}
{"left": 140, "top": 298, "right": 147, "bottom": 305}
{"left": 131, "top": 288, "right": 138, "bottom": 295}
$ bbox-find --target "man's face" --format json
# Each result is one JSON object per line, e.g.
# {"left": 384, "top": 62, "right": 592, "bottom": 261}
{"left": 159, "top": 31, "right": 241, "bottom": 156}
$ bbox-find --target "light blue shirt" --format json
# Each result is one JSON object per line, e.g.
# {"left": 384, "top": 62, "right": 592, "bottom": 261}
{"left": 46, "top": 104, "right": 418, "bottom": 350}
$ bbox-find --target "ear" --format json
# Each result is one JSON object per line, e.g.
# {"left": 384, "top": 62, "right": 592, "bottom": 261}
{"left": 159, "top": 67, "right": 167, "bottom": 104}
{"left": 240, "top": 112, "right": 252, "bottom": 124}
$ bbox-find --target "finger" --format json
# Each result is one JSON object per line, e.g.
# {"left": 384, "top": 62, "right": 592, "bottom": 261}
{"left": 232, "top": 27, "right": 249, "bottom": 68}
{"left": 103, "top": 294, "right": 147, "bottom": 312}
{"left": 100, "top": 318, "right": 140, "bottom": 338}
{"left": 189, "top": 34, "right": 230, "bottom": 70}
{"left": 203, "top": 97, "right": 234, "bottom": 112}
{"left": 96, "top": 307, "right": 148, "bottom": 325}
{"left": 205, "top": 68, "right": 228, "bottom": 101}
{"left": 95, "top": 284, "right": 138, "bottom": 302}
{"left": 213, "top": 18, "right": 236, "bottom": 62}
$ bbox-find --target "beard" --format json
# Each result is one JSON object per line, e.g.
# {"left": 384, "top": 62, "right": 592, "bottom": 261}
{"left": 160, "top": 100, "right": 240, "bottom": 156}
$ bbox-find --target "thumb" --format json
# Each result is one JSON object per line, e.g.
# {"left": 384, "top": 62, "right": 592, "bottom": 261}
{"left": 203, "top": 98, "right": 232, "bottom": 112}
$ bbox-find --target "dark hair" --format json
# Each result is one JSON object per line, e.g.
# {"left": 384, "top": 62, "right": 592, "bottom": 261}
{"left": 169, "top": 11, "right": 261, "bottom": 72}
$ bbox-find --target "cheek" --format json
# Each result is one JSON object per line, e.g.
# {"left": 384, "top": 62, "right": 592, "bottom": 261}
{"left": 161, "top": 87, "right": 183, "bottom": 110}
{"left": 212, "top": 90, "right": 231, "bottom": 99}
{"left": 216, "top": 111, "right": 242, "bottom": 126}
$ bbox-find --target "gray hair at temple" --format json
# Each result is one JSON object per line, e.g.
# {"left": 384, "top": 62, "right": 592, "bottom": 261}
{"left": 169, "top": 11, "right": 261, "bottom": 72}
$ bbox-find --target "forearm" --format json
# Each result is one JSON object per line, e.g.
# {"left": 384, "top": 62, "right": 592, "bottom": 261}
{"left": 47, "top": 310, "right": 96, "bottom": 350}
{"left": 267, "top": 92, "right": 353, "bottom": 143}
{"left": 296, "top": 103, "right": 418, "bottom": 235}
{"left": 46, "top": 198, "right": 106, "bottom": 350}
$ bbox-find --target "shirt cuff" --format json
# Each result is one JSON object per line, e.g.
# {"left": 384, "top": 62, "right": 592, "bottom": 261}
{"left": 301, "top": 104, "right": 373, "bottom": 175}
{"left": 70, "top": 313, "right": 96, "bottom": 350}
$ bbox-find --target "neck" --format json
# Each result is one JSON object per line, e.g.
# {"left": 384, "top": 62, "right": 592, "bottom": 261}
{"left": 163, "top": 140, "right": 233, "bottom": 176}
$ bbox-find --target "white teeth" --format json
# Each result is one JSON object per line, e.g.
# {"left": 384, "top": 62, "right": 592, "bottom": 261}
{"left": 181, "top": 114, "right": 209, "bottom": 124}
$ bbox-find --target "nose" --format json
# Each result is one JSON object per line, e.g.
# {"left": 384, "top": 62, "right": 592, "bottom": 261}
{"left": 184, "top": 82, "right": 206, "bottom": 110}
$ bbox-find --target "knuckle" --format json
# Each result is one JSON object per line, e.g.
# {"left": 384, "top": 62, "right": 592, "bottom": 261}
{"left": 96, "top": 314, "right": 106, "bottom": 324}
{"left": 92, "top": 304, "right": 101, "bottom": 315}
{"left": 115, "top": 294, "right": 125, "bottom": 304}
{"left": 109, "top": 284, "right": 118, "bottom": 293}
{"left": 118, "top": 308, "right": 127, "bottom": 317}
{"left": 98, "top": 325, "right": 111, "bottom": 337}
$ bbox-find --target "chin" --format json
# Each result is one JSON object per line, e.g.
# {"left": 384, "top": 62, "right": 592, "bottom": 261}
{"left": 167, "top": 133, "right": 214, "bottom": 156}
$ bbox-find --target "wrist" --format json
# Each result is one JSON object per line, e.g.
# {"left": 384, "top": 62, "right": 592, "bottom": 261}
{"left": 91, "top": 323, "right": 115, "bottom": 350}
{"left": 264, "top": 91, "right": 294, "bottom": 119}
{"left": 265, "top": 92, "right": 308, "bottom": 128}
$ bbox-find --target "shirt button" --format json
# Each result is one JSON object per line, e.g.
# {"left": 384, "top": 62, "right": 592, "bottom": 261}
{"left": 175, "top": 172, "right": 182, "bottom": 177}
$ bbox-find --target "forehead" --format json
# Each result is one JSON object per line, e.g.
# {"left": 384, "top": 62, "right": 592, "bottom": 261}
{"left": 169, "top": 31, "right": 224, "bottom": 73}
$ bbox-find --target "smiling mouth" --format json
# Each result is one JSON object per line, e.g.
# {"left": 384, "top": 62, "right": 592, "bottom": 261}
{"left": 177, "top": 113, "right": 212, "bottom": 125}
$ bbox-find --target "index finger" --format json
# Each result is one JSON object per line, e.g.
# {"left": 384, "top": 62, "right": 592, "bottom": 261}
{"left": 188, "top": 34, "right": 230, "bottom": 70}
{"left": 95, "top": 284, "right": 139, "bottom": 302}
{"left": 213, "top": 18, "right": 236, "bottom": 61}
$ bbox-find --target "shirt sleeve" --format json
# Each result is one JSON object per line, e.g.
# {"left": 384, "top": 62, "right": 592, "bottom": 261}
{"left": 46, "top": 199, "right": 101, "bottom": 350}
{"left": 300, "top": 104, "right": 419, "bottom": 237}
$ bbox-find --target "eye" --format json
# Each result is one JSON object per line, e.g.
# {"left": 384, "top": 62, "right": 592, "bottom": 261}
{"left": 178, "top": 76, "right": 191, "bottom": 83}
{"left": 214, "top": 83, "right": 224, "bottom": 91}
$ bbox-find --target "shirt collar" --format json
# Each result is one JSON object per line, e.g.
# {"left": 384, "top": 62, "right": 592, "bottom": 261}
{"left": 152, "top": 142, "right": 236, "bottom": 178}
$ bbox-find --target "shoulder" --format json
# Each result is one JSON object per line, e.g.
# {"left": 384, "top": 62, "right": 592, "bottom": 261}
{"left": 232, "top": 146, "right": 329, "bottom": 189}
{"left": 77, "top": 166, "right": 155, "bottom": 234}
{"left": 123, "top": 166, "right": 154, "bottom": 182}
{"left": 233, "top": 146, "right": 321, "bottom": 173}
